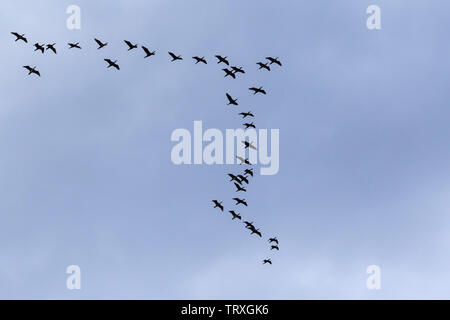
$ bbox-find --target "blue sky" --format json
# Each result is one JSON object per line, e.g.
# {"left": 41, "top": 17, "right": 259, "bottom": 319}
{"left": 1, "top": 0, "right": 450, "bottom": 299}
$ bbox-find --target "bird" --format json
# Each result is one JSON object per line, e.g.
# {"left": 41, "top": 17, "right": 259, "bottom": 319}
{"left": 244, "top": 221, "right": 255, "bottom": 229}
{"left": 257, "top": 62, "right": 271, "bottom": 71}
{"left": 271, "top": 245, "right": 280, "bottom": 251}
{"left": 34, "top": 43, "right": 45, "bottom": 54}
{"left": 234, "top": 182, "right": 246, "bottom": 192}
{"left": 94, "top": 38, "right": 108, "bottom": 49}
{"left": 222, "top": 68, "right": 236, "bottom": 79}
{"left": 68, "top": 42, "right": 81, "bottom": 49}
{"left": 268, "top": 237, "right": 279, "bottom": 244}
{"left": 249, "top": 87, "right": 267, "bottom": 95}
{"left": 228, "top": 173, "right": 242, "bottom": 184}
{"left": 239, "top": 111, "right": 254, "bottom": 119}
{"left": 266, "top": 56, "right": 282, "bottom": 66}
{"left": 233, "top": 197, "right": 248, "bottom": 206}
{"left": 142, "top": 46, "right": 156, "bottom": 58}
{"left": 212, "top": 200, "right": 224, "bottom": 211}
{"left": 226, "top": 93, "right": 238, "bottom": 106}
{"left": 236, "top": 156, "right": 251, "bottom": 165}
{"left": 237, "top": 175, "right": 249, "bottom": 184}
{"left": 215, "top": 55, "right": 229, "bottom": 65}
{"left": 249, "top": 227, "right": 262, "bottom": 237}
{"left": 124, "top": 40, "right": 138, "bottom": 51}
{"left": 46, "top": 43, "right": 57, "bottom": 54}
{"left": 23, "top": 65, "right": 40, "bottom": 77}
{"left": 244, "top": 168, "right": 254, "bottom": 177}
{"left": 192, "top": 56, "right": 207, "bottom": 64}
{"left": 243, "top": 122, "right": 256, "bottom": 129}
{"left": 104, "top": 59, "right": 120, "bottom": 70}
{"left": 242, "top": 141, "right": 257, "bottom": 150}
{"left": 228, "top": 210, "right": 242, "bottom": 220}
{"left": 168, "top": 52, "right": 183, "bottom": 61}
{"left": 231, "top": 66, "right": 245, "bottom": 74}
{"left": 11, "top": 32, "right": 27, "bottom": 43}
{"left": 263, "top": 259, "right": 272, "bottom": 265}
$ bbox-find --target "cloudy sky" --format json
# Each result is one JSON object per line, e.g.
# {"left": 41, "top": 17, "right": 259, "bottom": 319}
{"left": 1, "top": 0, "right": 450, "bottom": 299}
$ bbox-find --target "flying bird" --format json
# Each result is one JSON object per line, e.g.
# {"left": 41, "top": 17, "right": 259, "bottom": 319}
{"left": 228, "top": 210, "right": 242, "bottom": 220}
{"left": 242, "top": 141, "right": 257, "bottom": 150}
{"left": 212, "top": 200, "right": 224, "bottom": 211}
{"left": 215, "top": 55, "right": 229, "bottom": 65}
{"left": 249, "top": 87, "right": 267, "bottom": 95}
{"left": 192, "top": 56, "right": 207, "bottom": 64}
{"left": 266, "top": 56, "right": 282, "bottom": 66}
{"left": 226, "top": 93, "right": 238, "bottom": 106}
{"left": 94, "top": 38, "right": 108, "bottom": 49}
{"left": 68, "top": 42, "right": 81, "bottom": 49}
{"left": 11, "top": 32, "right": 27, "bottom": 43}
{"left": 222, "top": 68, "right": 236, "bottom": 79}
{"left": 234, "top": 182, "right": 246, "bottom": 192}
{"left": 244, "top": 168, "right": 254, "bottom": 177}
{"left": 34, "top": 43, "right": 45, "bottom": 54}
{"left": 124, "top": 40, "right": 138, "bottom": 51}
{"left": 142, "top": 46, "right": 156, "bottom": 58}
{"left": 23, "top": 65, "right": 40, "bottom": 77}
{"left": 46, "top": 43, "right": 57, "bottom": 54}
{"left": 233, "top": 197, "right": 248, "bottom": 206}
{"left": 228, "top": 173, "right": 242, "bottom": 184}
{"left": 239, "top": 111, "right": 254, "bottom": 119}
{"left": 168, "top": 51, "right": 183, "bottom": 61}
{"left": 271, "top": 245, "right": 280, "bottom": 251}
{"left": 243, "top": 122, "right": 256, "bottom": 129}
{"left": 249, "top": 227, "right": 262, "bottom": 237}
{"left": 231, "top": 66, "right": 245, "bottom": 74}
{"left": 268, "top": 237, "right": 279, "bottom": 244}
{"left": 257, "top": 62, "right": 271, "bottom": 71}
{"left": 263, "top": 259, "right": 272, "bottom": 265}
{"left": 104, "top": 59, "right": 120, "bottom": 70}
{"left": 244, "top": 221, "right": 255, "bottom": 229}
{"left": 236, "top": 156, "right": 251, "bottom": 165}
{"left": 237, "top": 175, "right": 249, "bottom": 184}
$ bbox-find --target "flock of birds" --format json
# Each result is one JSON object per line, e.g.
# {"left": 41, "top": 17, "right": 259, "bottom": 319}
{"left": 11, "top": 31, "right": 282, "bottom": 265}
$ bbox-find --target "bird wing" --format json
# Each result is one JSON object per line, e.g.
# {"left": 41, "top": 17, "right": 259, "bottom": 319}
{"left": 124, "top": 40, "right": 132, "bottom": 47}
{"left": 94, "top": 38, "right": 102, "bottom": 46}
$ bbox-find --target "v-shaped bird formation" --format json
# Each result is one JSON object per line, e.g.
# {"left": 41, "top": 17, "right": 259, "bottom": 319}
{"left": 10, "top": 31, "right": 283, "bottom": 265}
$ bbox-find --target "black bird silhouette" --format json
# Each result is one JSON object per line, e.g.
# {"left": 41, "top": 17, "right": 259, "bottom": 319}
{"left": 243, "top": 122, "right": 256, "bottom": 129}
{"left": 239, "top": 111, "right": 254, "bottom": 119}
{"left": 11, "top": 32, "right": 27, "bottom": 43}
{"left": 228, "top": 210, "right": 242, "bottom": 220}
{"left": 263, "top": 259, "right": 272, "bottom": 265}
{"left": 266, "top": 56, "right": 282, "bottom": 66}
{"left": 228, "top": 173, "right": 242, "bottom": 184}
{"left": 142, "top": 46, "right": 156, "bottom": 58}
{"left": 237, "top": 175, "right": 249, "bottom": 184}
{"left": 249, "top": 227, "right": 262, "bottom": 237}
{"left": 222, "top": 68, "right": 236, "bottom": 79}
{"left": 249, "top": 87, "right": 267, "bottom": 95}
{"left": 257, "top": 62, "right": 271, "bottom": 71}
{"left": 124, "top": 40, "right": 138, "bottom": 51}
{"left": 231, "top": 66, "right": 245, "bottom": 74}
{"left": 234, "top": 182, "right": 246, "bottom": 192}
{"left": 244, "top": 168, "right": 254, "bottom": 177}
{"left": 68, "top": 42, "right": 81, "bottom": 49}
{"left": 34, "top": 43, "right": 45, "bottom": 54}
{"left": 23, "top": 65, "right": 40, "bottom": 77}
{"left": 242, "top": 140, "right": 257, "bottom": 150}
{"left": 168, "top": 51, "right": 183, "bottom": 61}
{"left": 215, "top": 55, "right": 229, "bottom": 65}
{"left": 212, "top": 200, "right": 224, "bottom": 211}
{"left": 226, "top": 93, "right": 238, "bottom": 106}
{"left": 46, "top": 43, "right": 57, "bottom": 54}
{"left": 192, "top": 56, "right": 207, "bottom": 64}
{"left": 233, "top": 197, "right": 248, "bottom": 206}
{"left": 104, "top": 59, "right": 120, "bottom": 70}
{"left": 244, "top": 221, "right": 255, "bottom": 229}
{"left": 268, "top": 237, "right": 279, "bottom": 244}
{"left": 236, "top": 156, "right": 251, "bottom": 165}
{"left": 94, "top": 38, "right": 108, "bottom": 49}
{"left": 271, "top": 245, "right": 280, "bottom": 251}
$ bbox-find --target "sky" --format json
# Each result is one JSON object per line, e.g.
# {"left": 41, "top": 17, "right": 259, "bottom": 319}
{"left": 1, "top": 0, "right": 450, "bottom": 299}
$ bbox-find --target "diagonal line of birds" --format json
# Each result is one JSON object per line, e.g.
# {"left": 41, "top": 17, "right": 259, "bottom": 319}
{"left": 11, "top": 31, "right": 282, "bottom": 265}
